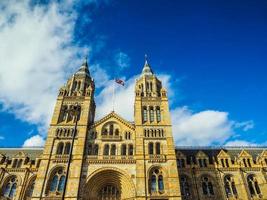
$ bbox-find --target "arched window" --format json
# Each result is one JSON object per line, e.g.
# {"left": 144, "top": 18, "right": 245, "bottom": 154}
{"left": 156, "top": 143, "right": 161, "bottom": 155}
{"left": 2, "top": 176, "right": 18, "bottom": 198}
{"left": 149, "top": 168, "right": 164, "bottom": 194}
{"left": 149, "top": 143, "right": 154, "bottom": 155}
{"left": 103, "top": 144, "right": 110, "bottom": 156}
{"left": 247, "top": 174, "right": 261, "bottom": 197}
{"left": 57, "top": 142, "right": 64, "bottom": 154}
{"left": 93, "top": 144, "right": 99, "bottom": 155}
{"left": 224, "top": 175, "right": 238, "bottom": 197}
{"left": 143, "top": 107, "right": 148, "bottom": 122}
{"left": 180, "top": 176, "right": 190, "bottom": 197}
{"left": 202, "top": 176, "right": 214, "bottom": 196}
{"left": 128, "top": 144, "right": 134, "bottom": 156}
{"left": 121, "top": 144, "right": 127, "bottom": 156}
{"left": 149, "top": 107, "right": 154, "bottom": 122}
{"left": 111, "top": 144, "right": 116, "bottom": 155}
{"left": 48, "top": 168, "right": 66, "bottom": 195}
{"left": 25, "top": 179, "right": 35, "bottom": 198}
{"left": 156, "top": 107, "right": 161, "bottom": 122}
{"left": 64, "top": 142, "right": 71, "bottom": 154}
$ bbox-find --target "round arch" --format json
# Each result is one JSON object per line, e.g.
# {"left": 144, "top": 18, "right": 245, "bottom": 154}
{"left": 82, "top": 167, "right": 136, "bottom": 200}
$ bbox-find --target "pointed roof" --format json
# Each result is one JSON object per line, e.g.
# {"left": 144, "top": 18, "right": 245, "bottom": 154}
{"left": 75, "top": 57, "right": 90, "bottom": 76}
{"left": 141, "top": 54, "right": 154, "bottom": 76}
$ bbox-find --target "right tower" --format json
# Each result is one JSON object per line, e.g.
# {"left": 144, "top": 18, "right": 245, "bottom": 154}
{"left": 134, "top": 57, "right": 181, "bottom": 199}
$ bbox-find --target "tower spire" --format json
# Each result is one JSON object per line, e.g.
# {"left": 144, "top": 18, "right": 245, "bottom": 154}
{"left": 141, "top": 54, "right": 153, "bottom": 76}
{"left": 75, "top": 56, "right": 90, "bottom": 76}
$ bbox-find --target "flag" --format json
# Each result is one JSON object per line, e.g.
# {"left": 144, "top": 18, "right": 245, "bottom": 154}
{"left": 115, "top": 79, "right": 125, "bottom": 86}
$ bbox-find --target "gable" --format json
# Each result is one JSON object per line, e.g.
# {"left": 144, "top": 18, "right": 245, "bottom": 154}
{"left": 196, "top": 151, "right": 208, "bottom": 158}
{"left": 90, "top": 112, "right": 135, "bottom": 133}
{"left": 217, "top": 150, "right": 230, "bottom": 158}
{"left": 238, "top": 150, "right": 252, "bottom": 158}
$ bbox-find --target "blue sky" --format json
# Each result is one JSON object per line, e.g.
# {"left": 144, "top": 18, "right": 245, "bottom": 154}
{"left": 0, "top": 0, "right": 266, "bottom": 147}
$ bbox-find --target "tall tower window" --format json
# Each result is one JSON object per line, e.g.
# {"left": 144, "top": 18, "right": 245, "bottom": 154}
{"left": 149, "top": 107, "right": 154, "bottom": 122}
{"left": 156, "top": 142, "right": 161, "bottom": 155}
{"left": 56, "top": 142, "right": 64, "bottom": 154}
{"left": 148, "top": 143, "right": 154, "bottom": 155}
{"left": 128, "top": 144, "right": 134, "bottom": 155}
{"left": 64, "top": 142, "right": 71, "bottom": 154}
{"left": 156, "top": 107, "right": 161, "bottom": 122}
{"left": 143, "top": 107, "right": 148, "bottom": 122}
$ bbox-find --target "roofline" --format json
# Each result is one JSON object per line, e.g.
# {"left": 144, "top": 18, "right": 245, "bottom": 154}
{"left": 175, "top": 146, "right": 267, "bottom": 150}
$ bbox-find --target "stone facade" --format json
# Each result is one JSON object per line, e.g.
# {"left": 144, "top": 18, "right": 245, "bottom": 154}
{"left": 0, "top": 59, "right": 267, "bottom": 200}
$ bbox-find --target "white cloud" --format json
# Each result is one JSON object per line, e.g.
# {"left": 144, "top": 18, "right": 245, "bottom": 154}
{"left": 0, "top": 1, "right": 89, "bottom": 137}
{"left": 114, "top": 51, "right": 130, "bottom": 69}
{"left": 23, "top": 134, "right": 45, "bottom": 147}
{"left": 224, "top": 140, "right": 257, "bottom": 146}
{"left": 171, "top": 107, "right": 234, "bottom": 146}
{"left": 234, "top": 120, "right": 254, "bottom": 131}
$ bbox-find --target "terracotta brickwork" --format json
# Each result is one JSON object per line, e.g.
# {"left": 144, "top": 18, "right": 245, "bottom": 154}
{"left": 0, "top": 59, "right": 266, "bottom": 200}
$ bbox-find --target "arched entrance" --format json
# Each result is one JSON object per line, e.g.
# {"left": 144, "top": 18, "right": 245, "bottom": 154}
{"left": 82, "top": 168, "right": 136, "bottom": 200}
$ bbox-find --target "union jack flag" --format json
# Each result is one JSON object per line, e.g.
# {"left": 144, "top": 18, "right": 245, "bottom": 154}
{"left": 115, "top": 79, "right": 125, "bottom": 86}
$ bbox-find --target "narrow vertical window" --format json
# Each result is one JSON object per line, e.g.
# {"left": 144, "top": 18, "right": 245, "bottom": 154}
{"left": 151, "top": 175, "right": 157, "bottom": 192}
{"left": 109, "top": 124, "right": 114, "bottom": 135}
{"left": 158, "top": 175, "right": 164, "bottom": 191}
{"left": 150, "top": 107, "right": 154, "bottom": 122}
{"left": 50, "top": 175, "right": 58, "bottom": 192}
{"left": 57, "top": 176, "right": 65, "bottom": 192}
{"left": 121, "top": 144, "right": 127, "bottom": 156}
{"left": 128, "top": 144, "right": 134, "bottom": 156}
{"left": 111, "top": 144, "right": 116, "bottom": 155}
{"left": 143, "top": 107, "right": 148, "bottom": 122}
{"left": 57, "top": 142, "right": 64, "bottom": 155}
{"left": 149, "top": 143, "right": 154, "bottom": 155}
{"left": 64, "top": 142, "right": 71, "bottom": 154}
{"left": 93, "top": 144, "right": 99, "bottom": 155}
{"left": 156, "top": 107, "right": 161, "bottom": 122}
{"left": 156, "top": 142, "right": 161, "bottom": 155}
{"left": 103, "top": 144, "right": 110, "bottom": 155}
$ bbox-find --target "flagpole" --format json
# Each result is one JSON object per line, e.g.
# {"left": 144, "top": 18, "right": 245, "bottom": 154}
{"left": 112, "top": 78, "right": 115, "bottom": 112}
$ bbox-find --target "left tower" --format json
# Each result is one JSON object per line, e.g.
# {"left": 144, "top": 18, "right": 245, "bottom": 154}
{"left": 32, "top": 59, "right": 95, "bottom": 199}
